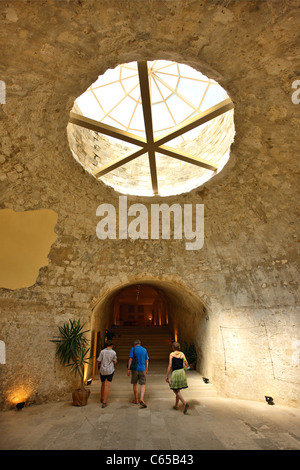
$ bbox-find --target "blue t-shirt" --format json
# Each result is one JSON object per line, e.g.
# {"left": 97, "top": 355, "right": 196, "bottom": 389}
{"left": 129, "top": 345, "right": 149, "bottom": 371}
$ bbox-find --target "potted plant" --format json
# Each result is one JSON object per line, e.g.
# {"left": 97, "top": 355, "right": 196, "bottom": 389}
{"left": 182, "top": 342, "right": 197, "bottom": 370}
{"left": 51, "top": 319, "right": 91, "bottom": 406}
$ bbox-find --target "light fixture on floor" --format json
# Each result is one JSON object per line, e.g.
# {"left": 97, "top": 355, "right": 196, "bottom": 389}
{"left": 265, "top": 396, "right": 274, "bottom": 405}
{"left": 203, "top": 378, "right": 210, "bottom": 384}
{"left": 86, "top": 379, "right": 92, "bottom": 386}
{"left": 16, "top": 402, "right": 25, "bottom": 410}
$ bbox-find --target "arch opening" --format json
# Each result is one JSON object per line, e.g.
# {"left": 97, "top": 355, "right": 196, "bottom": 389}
{"left": 112, "top": 284, "right": 169, "bottom": 328}
{"left": 87, "top": 280, "right": 211, "bottom": 381}
{"left": 67, "top": 59, "right": 235, "bottom": 197}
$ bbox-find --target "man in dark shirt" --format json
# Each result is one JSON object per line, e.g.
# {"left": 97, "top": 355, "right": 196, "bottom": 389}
{"left": 127, "top": 339, "right": 149, "bottom": 408}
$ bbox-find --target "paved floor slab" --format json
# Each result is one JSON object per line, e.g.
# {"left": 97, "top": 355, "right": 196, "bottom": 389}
{"left": 1, "top": 361, "right": 300, "bottom": 451}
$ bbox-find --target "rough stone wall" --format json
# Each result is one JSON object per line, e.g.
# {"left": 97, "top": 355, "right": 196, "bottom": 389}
{"left": 0, "top": 0, "right": 299, "bottom": 409}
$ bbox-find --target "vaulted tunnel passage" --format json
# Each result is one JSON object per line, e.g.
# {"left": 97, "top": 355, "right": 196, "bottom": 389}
{"left": 88, "top": 280, "right": 211, "bottom": 380}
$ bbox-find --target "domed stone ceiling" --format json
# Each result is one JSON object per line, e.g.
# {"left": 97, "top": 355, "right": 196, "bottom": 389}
{"left": 68, "top": 60, "right": 235, "bottom": 196}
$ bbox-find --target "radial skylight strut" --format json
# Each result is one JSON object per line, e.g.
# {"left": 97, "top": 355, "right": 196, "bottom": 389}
{"left": 69, "top": 60, "right": 234, "bottom": 195}
{"left": 138, "top": 61, "right": 158, "bottom": 194}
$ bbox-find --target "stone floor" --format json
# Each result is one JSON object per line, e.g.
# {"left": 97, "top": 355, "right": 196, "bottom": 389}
{"left": 1, "top": 360, "right": 300, "bottom": 451}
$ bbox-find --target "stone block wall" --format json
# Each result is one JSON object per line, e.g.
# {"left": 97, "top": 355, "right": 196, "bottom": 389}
{"left": 0, "top": 0, "right": 299, "bottom": 409}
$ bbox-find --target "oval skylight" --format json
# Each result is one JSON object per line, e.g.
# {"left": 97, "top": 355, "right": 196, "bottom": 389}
{"left": 67, "top": 60, "right": 235, "bottom": 196}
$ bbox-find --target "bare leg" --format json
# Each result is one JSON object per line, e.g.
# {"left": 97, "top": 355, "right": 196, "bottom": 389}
{"left": 133, "top": 383, "right": 138, "bottom": 403}
{"left": 175, "top": 390, "right": 189, "bottom": 414}
{"left": 140, "top": 385, "right": 147, "bottom": 407}
{"left": 173, "top": 389, "right": 187, "bottom": 411}
{"left": 173, "top": 390, "right": 180, "bottom": 409}
{"left": 101, "top": 382, "right": 105, "bottom": 402}
{"left": 176, "top": 390, "right": 186, "bottom": 406}
{"left": 102, "top": 380, "right": 110, "bottom": 405}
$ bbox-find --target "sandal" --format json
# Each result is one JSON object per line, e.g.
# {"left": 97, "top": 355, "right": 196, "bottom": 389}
{"left": 183, "top": 403, "right": 189, "bottom": 414}
{"left": 173, "top": 406, "right": 178, "bottom": 410}
{"left": 140, "top": 401, "right": 147, "bottom": 408}
{"left": 102, "top": 403, "right": 107, "bottom": 408}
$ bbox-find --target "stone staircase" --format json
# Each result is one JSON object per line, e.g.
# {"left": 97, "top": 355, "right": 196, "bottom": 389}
{"left": 91, "top": 325, "right": 218, "bottom": 403}
{"left": 110, "top": 325, "right": 174, "bottom": 361}
{"left": 90, "top": 358, "right": 218, "bottom": 403}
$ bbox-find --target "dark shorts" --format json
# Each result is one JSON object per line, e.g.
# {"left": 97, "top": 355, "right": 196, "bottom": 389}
{"left": 100, "top": 372, "right": 114, "bottom": 382}
{"left": 131, "top": 370, "right": 146, "bottom": 385}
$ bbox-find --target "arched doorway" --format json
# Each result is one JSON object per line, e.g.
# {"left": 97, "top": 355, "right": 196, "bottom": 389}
{"left": 112, "top": 284, "right": 168, "bottom": 327}
{"left": 87, "top": 278, "right": 210, "bottom": 382}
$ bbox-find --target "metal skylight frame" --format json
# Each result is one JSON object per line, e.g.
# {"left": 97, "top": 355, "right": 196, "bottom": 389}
{"left": 69, "top": 61, "right": 234, "bottom": 195}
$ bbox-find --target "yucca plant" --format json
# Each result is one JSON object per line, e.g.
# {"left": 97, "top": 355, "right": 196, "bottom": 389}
{"left": 51, "top": 319, "right": 91, "bottom": 389}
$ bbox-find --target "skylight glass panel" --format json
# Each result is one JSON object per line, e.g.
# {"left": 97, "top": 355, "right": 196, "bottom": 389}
{"left": 120, "top": 67, "right": 137, "bottom": 79}
{"left": 151, "top": 78, "right": 172, "bottom": 101}
{"left": 109, "top": 95, "right": 137, "bottom": 128}
{"left": 76, "top": 92, "right": 105, "bottom": 121}
{"left": 122, "top": 76, "right": 139, "bottom": 94}
{"left": 200, "top": 84, "right": 228, "bottom": 111}
{"left": 93, "top": 82, "right": 124, "bottom": 113}
{"left": 154, "top": 71, "right": 179, "bottom": 90}
{"left": 127, "top": 104, "right": 145, "bottom": 134}
{"left": 150, "top": 78, "right": 164, "bottom": 103}
{"left": 166, "top": 94, "right": 195, "bottom": 123}
{"left": 177, "top": 78, "right": 209, "bottom": 108}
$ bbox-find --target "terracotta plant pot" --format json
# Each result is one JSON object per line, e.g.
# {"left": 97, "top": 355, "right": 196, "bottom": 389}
{"left": 72, "top": 387, "right": 91, "bottom": 406}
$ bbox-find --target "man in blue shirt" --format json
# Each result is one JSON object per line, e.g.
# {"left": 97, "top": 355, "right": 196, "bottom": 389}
{"left": 127, "top": 339, "right": 149, "bottom": 408}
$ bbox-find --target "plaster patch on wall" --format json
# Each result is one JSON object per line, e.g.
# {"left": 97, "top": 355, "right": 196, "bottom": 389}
{"left": 0, "top": 209, "right": 58, "bottom": 290}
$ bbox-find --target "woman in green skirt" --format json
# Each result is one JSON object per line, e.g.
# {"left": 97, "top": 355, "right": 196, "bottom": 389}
{"left": 166, "top": 342, "right": 189, "bottom": 414}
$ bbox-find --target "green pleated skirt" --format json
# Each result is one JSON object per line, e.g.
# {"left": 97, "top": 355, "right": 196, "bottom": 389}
{"left": 170, "top": 368, "right": 188, "bottom": 390}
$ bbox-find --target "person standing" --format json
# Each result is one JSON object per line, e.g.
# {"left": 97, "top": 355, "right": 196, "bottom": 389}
{"left": 97, "top": 340, "right": 117, "bottom": 408}
{"left": 166, "top": 342, "right": 189, "bottom": 414}
{"left": 127, "top": 339, "right": 149, "bottom": 408}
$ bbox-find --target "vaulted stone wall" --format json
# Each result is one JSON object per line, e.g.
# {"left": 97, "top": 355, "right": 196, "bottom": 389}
{"left": 0, "top": 0, "right": 299, "bottom": 409}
